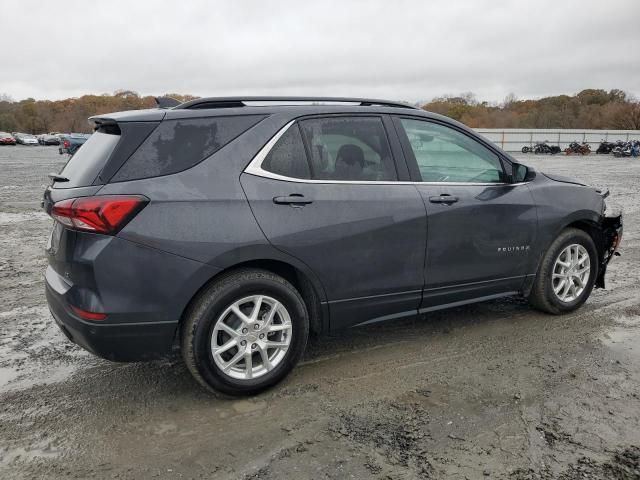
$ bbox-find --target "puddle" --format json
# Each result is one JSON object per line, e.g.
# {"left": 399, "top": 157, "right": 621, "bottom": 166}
{"left": 601, "top": 323, "right": 640, "bottom": 361}
{"left": 0, "top": 441, "right": 61, "bottom": 466}
{"left": 0, "top": 367, "right": 20, "bottom": 389}
{"left": 0, "top": 305, "right": 88, "bottom": 393}
{"left": 0, "top": 211, "right": 48, "bottom": 225}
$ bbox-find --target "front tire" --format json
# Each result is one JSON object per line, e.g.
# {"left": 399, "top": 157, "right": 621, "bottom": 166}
{"left": 529, "top": 228, "right": 598, "bottom": 314}
{"left": 181, "top": 269, "right": 309, "bottom": 396}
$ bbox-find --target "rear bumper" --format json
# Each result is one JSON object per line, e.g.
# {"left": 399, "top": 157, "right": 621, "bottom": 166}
{"left": 45, "top": 268, "right": 178, "bottom": 362}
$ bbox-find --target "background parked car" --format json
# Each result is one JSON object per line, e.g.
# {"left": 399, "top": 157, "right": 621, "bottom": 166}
{"left": 38, "top": 133, "right": 61, "bottom": 145}
{"left": 14, "top": 133, "right": 39, "bottom": 145}
{"left": 58, "top": 133, "right": 91, "bottom": 155}
{"left": 0, "top": 132, "right": 16, "bottom": 145}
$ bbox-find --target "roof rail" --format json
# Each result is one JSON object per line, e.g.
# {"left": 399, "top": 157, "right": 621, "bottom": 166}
{"left": 174, "top": 96, "right": 419, "bottom": 110}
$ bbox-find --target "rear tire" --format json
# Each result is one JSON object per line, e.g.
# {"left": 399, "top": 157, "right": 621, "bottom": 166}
{"left": 181, "top": 269, "right": 309, "bottom": 396}
{"left": 529, "top": 228, "right": 598, "bottom": 314}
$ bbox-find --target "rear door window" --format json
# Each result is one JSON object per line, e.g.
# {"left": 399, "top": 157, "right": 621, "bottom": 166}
{"left": 112, "top": 115, "right": 264, "bottom": 182}
{"left": 299, "top": 117, "right": 397, "bottom": 181}
{"left": 54, "top": 132, "right": 119, "bottom": 188}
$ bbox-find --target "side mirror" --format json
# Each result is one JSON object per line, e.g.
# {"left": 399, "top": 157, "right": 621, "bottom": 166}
{"left": 512, "top": 163, "right": 529, "bottom": 183}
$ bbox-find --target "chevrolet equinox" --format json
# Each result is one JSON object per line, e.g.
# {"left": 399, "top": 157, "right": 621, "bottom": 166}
{"left": 43, "top": 97, "right": 623, "bottom": 395}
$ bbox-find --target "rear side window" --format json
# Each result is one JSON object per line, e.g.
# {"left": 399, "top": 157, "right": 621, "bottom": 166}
{"left": 299, "top": 117, "right": 397, "bottom": 181}
{"left": 261, "top": 125, "right": 310, "bottom": 179}
{"left": 55, "top": 132, "right": 119, "bottom": 188}
{"left": 112, "top": 115, "right": 264, "bottom": 182}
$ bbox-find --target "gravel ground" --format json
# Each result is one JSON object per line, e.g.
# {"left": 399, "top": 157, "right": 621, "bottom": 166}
{"left": 0, "top": 146, "right": 639, "bottom": 479}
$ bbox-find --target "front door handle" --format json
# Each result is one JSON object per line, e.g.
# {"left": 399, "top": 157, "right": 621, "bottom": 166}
{"left": 429, "top": 194, "right": 459, "bottom": 204}
{"left": 273, "top": 194, "right": 313, "bottom": 206}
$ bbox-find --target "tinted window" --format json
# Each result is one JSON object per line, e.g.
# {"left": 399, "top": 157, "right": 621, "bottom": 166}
{"left": 55, "top": 131, "right": 120, "bottom": 188}
{"left": 261, "top": 124, "right": 310, "bottom": 179}
{"left": 399, "top": 118, "right": 503, "bottom": 183}
{"left": 299, "top": 117, "right": 397, "bottom": 181}
{"left": 113, "top": 115, "right": 263, "bottom": 182}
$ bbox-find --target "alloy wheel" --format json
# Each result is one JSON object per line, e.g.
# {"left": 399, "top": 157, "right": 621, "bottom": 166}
{"left": 210, "top": 295, "right": 292, "bottom": 380}
{"left": 552, "top": 244, "right": 591, "bottom": 303}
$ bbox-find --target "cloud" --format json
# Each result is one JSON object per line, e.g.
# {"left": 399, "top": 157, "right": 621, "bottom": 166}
{"left": 1, "top": 0, "right": 639, "bottom": 102}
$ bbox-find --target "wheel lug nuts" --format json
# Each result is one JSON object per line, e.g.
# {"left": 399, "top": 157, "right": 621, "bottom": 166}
{"left": 242, "top": 328, "right": 248, "bottom": 334}
{"left": 254, "top": 324, "right": 260, "bottom": 330}
{"left": 240, "top": 340, "right": 246, "bottom": 346}
{"left": 251, "top": 343, "right": 257, "bottom": 349}
{"left": 259, "top": 333, "right": 264, "bottom": 339}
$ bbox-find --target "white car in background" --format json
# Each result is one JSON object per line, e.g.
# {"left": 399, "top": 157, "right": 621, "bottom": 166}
{"left": 15, "top": 133, "right": 39, "bottom": 145}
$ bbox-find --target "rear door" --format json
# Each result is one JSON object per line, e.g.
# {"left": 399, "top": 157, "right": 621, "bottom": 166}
{"left": 392, "top": 116, "right": 537, "bottom": 309}
{"left": 241, "top": 115, "right": 427, "bottom": 329}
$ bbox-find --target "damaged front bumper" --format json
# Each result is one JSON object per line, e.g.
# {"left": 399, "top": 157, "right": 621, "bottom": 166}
{"left": 595, "top": 204, "right": 623, "bottom": 289}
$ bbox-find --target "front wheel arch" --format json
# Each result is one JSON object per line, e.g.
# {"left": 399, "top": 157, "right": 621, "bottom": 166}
{"left": 529, "top": 227, "right": 599, "bottom": 314}
{"left": 524, "top": 219, "right": 603, "bottom": 297}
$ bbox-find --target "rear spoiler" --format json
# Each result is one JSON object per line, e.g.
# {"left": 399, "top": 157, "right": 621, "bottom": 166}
{"left": 88, "top": 109, "right": 167, "bottom": 128}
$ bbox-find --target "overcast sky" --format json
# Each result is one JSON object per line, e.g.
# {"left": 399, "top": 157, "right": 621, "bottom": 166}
{"left": 1, "top": 0, "right": 639, "bottom": 103}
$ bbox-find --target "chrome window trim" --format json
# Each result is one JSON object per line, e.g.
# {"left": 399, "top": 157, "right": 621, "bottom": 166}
{"left": 244, "top": 120, "right": 523, "bottom": 187}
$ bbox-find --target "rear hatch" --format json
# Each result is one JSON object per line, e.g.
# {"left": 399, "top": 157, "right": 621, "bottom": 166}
{"left": 43, "top": 117, "right": 161, "bottom": 289}
{"left": 43, "top": 117, "right": 160, "bottom": 211}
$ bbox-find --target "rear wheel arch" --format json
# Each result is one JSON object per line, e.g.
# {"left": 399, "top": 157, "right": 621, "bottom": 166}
{"left": 178, "top": 259, "right": 326, "bottom": 338}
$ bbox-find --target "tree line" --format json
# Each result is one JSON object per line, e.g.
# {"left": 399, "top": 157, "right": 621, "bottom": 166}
{"left": 0, "top": 90, "right": 196, "bottom": 134}
{"left": 0, "top": 88, "right": 638, "bottom": 134}
{"left": 421, "top": 89, "right": 640, "bottom": 130}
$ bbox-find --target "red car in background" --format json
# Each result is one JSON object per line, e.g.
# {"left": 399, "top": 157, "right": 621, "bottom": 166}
{"left": 0, "top": 132, "right": 16, "bottom": 145}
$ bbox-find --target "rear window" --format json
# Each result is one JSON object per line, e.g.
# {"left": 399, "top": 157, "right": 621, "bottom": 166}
{"left": 111, "top": 115, "right": 264, "bottom": 182}
{"left": 55, "top": 131, "right": 120, "bottom": 188}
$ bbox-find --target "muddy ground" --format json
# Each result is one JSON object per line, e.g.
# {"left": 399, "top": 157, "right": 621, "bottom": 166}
{"left": 0, "top": 146, "right": 639, "bottom": 479}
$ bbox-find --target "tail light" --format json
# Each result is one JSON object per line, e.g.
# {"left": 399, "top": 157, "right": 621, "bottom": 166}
{"left": 63, "top": 139, "right": 70, "bottom": 148}
{"left": 50, "top": 195, "right": 148, "bottom": 234}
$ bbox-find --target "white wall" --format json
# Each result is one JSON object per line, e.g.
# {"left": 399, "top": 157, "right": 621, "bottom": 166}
{"left": 473, "top": 129, "right": 640, "bottom": 152}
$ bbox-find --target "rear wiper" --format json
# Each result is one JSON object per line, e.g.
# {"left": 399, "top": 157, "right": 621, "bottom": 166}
{"left": 48, "top": 173, "right": 69, "bottom": 183}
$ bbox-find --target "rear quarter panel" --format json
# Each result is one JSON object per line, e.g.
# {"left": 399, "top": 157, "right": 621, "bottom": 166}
{"left": 96, "top": 113, "right": 328, "bottom": 302}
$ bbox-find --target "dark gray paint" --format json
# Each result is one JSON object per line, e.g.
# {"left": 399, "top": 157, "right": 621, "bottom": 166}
{"left": 44, "top": 102, "right": 616, "bottom": 361}
{"left": 240, "top": 174, "right": 427, "bottom": 329}
{"left": 417, "top": 182, "right": 537, "bottom": 307}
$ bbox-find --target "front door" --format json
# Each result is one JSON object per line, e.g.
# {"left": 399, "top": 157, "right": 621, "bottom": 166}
{"left": 241, "top": 115, "right": 427, "bottom": 329}
{"left": 393, "top": 116, "right": 537, "bottom": 309}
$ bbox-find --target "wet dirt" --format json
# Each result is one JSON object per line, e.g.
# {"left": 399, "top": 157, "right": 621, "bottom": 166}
{"left": 0, "top": 147, "right": 639, "bottom": 479}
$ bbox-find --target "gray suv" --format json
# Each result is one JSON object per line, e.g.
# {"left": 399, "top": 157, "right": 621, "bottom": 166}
{"left": 43, "top": 97, "right": 623, "bottom": 395}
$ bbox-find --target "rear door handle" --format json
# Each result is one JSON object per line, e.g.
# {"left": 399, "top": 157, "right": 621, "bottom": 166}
{"left": 429, "top": 194, "right": 459, "bottom": 204}
{"left": 273, "top": 194, "right": 313, "bottom": 206}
